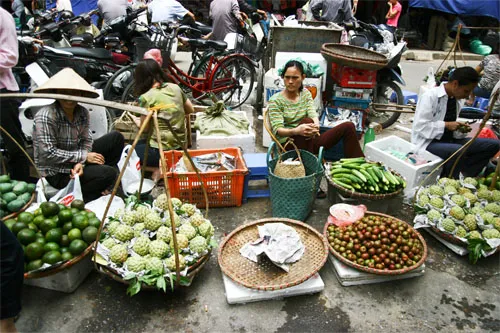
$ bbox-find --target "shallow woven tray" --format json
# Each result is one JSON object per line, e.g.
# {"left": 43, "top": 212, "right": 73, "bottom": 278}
{"left": 218, "top": 218, "right": 329, "bottom": 291}
{"left": 321, "top": 43, "right": 388, "bottom": 70}
{"left": 1, "top": 192, "right": 35, "bottom": 222}
{"left": 325, "top": 165, "right": 405, "bottom": 200}
{"left": 324, "top": 212, "right": 428, "bottom": 276}
{"left": 429, "top": 226, "right": 468, "bottom": 247}
{"left": 24, "top": 241, "right": 94, "bottom": 279}
{"left": 96, "top": 251, "right": 211, "bottom": 290}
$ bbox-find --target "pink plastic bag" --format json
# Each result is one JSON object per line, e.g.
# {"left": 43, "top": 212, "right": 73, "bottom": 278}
{"left": 328, "top": 204, "right": 367, "bottom": 227}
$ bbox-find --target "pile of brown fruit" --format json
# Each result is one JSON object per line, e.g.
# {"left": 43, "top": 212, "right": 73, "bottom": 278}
{"left": 326, "top": 214, "right": 425, "bottom": 271}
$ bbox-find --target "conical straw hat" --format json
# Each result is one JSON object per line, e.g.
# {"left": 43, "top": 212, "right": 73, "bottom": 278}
{"left": 34, "top": 68, "right": 99, "bottom": 98}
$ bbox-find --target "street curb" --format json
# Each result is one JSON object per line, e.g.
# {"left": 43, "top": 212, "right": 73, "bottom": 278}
{"left": 403, "top": 50, "right": 484, "bottom": 61}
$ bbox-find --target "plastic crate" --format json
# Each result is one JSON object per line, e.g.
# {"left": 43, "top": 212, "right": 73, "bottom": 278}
{"left": 331, "top": 97, "right": 371, "bottom": 110}
{"left": 364, "top": 136, "right": 443, "bottom": 196}
{"left": 331, "top": 63, "right": 377, "bottom": 88}
{"left": 319, "top": 111, "right": 363, "bottom": 161}
{"left": 162, "top": 147, "right": 248, "bottom": 208}
{"left": 333, "top": 85, "right": 371, "bottom": 100}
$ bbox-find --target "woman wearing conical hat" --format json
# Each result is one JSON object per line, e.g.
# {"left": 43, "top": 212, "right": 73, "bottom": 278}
{"left": 32, "top": 68, "right": 125, "bottom": 202}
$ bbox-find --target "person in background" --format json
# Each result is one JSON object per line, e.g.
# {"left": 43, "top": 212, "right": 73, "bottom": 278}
{"left": 0, "top": 7, "right": 30, "bottom": 182}
{"left": 208, "top": 0, "right": 242, "bottom": 41}
{"left": 268, "top": 60, "right": 364, "bottom": 197}
{"left": 237, "top": 0, "right": 267, "bottom": 21}
{"left": 133, "top": 59, "right": 194, "bottom": 170}
{"left": 32, "top": 68, "right": 125, "bottom": 203}
{"left": 412, "top": 67, "right": 500, "bottom": 178}
{"left": 385, "top": 0, "right": 401, "bottom": 32}
{"left": 148, "top": 0, "right": 195, "bottom": 23}
{"left": 310, "top": 0, "right": 354, "bottom": 24}
{"left": 97, "top": 0, "right": 129, "bottom": 27}
{"left": 467, "top": 46, "right": 500, "bottom": 104}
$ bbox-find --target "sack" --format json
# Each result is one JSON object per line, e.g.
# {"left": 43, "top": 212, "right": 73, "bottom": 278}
{"left": 273, "top": 140, "right": 306, "bottom": 179}
{"left": 50, "top": 174, "right": 83, "bottom": 206}
{"left": 117, "top": 145, "right": 142, "bottom": 195}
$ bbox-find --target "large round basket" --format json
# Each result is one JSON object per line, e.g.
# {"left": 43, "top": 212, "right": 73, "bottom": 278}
{"left": 218, "top": 218, "right": 329, "bottom": 291}
{"left": 24, "top": 241, "right": 94, "bottom": 279}
{"left": 325, "top": 166, "right": 405, "bottom": 200}
{"left": 324, "top": 212, "right": 428, "bottom": 275}
{"left": 429, "top": 226, "right": 468, "bottom": 247}
{"left": 95, "top": 251, "right": 211, "bottom": 289}
{"left": 1, "top": 192, "right": 36, "bottom": 222}
{"left": 320, "top": 43, "right": 388, "bottom": 70}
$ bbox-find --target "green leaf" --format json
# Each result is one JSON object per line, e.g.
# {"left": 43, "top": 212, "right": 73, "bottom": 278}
{"left": 123, "top": 273, "right": 137, "bottom": 280}
{"left": 156, "top": 275, "right": 166, "bottom": 292}
{"left": 209, "top": 238, "right": 219, "bottom": 249}
{"left": 126, "top": 278, "right": 142, "bottom": 296}
{"left": 169, "top": 273, "right": 175, "bottom": 291}
{"left": 467, "top": 238, "right": 487, "bottom": 264}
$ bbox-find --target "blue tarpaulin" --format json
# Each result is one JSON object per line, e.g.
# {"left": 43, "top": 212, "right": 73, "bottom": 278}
{"left": 409, "top": 0, "right": 500, "bottom": 21}
{"left": 45, "top": 0, "right": 99, "bottom": 24}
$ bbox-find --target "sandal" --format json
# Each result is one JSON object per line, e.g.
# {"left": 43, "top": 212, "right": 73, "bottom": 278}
{"left": 316, "top": 188, "right": 327, "bottom": 199}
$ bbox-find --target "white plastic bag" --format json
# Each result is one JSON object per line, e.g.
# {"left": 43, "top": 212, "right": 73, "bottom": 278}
{"left": 419, "top": 67, "right": 436, "bottom": 98}
{"left": 85, "top": 194, "right": 125, "bottom": 222}
{"left": 50, "top": 174, "right": 83, "bottom": 206}
{"left": 117, "top": 145, "right": 142, "bottom": 195}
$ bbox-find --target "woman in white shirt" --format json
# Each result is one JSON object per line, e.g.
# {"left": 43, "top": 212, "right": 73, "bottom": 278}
{"left": 411, "top": 67, "right": 500, "bottom": 178}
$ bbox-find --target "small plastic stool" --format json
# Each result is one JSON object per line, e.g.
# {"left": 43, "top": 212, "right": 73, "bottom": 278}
{"left": 473, "top": 97, "right": 489, "bottom": 110}
{"left": 242, "top": 153, "right": 270, "bottom": 203}
{"left": 391, "top": 90, "right": 418, "bottom": 105}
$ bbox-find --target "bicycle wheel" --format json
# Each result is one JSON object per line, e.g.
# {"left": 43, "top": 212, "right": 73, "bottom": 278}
{"left": 103, "top": 64, "right": 137, "bottom": 117}
{"left": 121, "top": 80, "right": 137, "bottom": 105}
{"left": 369, "top": 81, "right": 403, "bottom": 129}
{"left": 210, "top": 55, "right": 255, "bottom": 109}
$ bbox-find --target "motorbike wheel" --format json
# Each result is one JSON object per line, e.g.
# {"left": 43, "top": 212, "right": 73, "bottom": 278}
{"left": 103, "top": 64, "right": 137, "bottom": 118}
{"left": 121, "top": 80, "right": 136, "bottom": 105}
{"left": 369, "top": 81, "right": 403, "bottom": 129}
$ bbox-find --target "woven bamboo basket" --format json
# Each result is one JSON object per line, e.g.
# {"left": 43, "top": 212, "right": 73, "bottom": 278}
{"left": 1, "top": 192, "right": 35, "bottom": 221}
{"left": 324, "top": 212, "right": 428, "bottom": 275}
{"left": 218, "top": 218, "right": 329, "bottom": 291}
{"left": 320, "top": 43, "right": 388, "bottom": 70}
{"left": 429, "top": 226, "right": 468, "bottom": 247}
{"left": 325, "top": 164, "right": 405, "bottom": 200}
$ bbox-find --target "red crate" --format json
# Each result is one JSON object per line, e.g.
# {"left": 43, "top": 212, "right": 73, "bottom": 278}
{"left": 162, "top": 147, "right": 248, "bottom": 208}
{"left": 331, "top": 63, "right": 377, "bottom": 88}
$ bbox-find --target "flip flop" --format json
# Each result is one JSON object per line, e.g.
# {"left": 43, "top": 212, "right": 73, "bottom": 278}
{"left": 316, "top": 188, "right": 327, "bottom": 199}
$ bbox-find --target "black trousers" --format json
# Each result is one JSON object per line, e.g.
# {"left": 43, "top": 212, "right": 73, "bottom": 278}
{"left": 46, "top": 131, "right": 125, "bottom": 202}
{"left": 0, "top": 89, "right": 30, "bottom": 182}
{"left": 0, "top": 223, "right": 24, "bottom": 320}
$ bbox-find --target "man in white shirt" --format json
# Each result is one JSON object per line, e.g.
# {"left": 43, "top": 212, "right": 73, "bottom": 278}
{"left": 148, "top": 0, "right": 195, "bottom": 23}
{"left": 412, "top": 67, "right": 500, "bottom": 178}
{"left": 98, "top": 0, "right": 129, "bottom": 26}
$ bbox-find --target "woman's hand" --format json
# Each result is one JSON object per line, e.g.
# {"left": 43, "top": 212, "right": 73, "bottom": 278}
{"left": 296, "top": 123, "right": 320, "bottom": 138}
{"left": 71, "top": 163, "right": 84, "bottom": 178}
{"left": 86, "top": 152, "right": 105, "bottom": 164}
{"left": 445, "top": 121, "right": 468, "bottom": 131}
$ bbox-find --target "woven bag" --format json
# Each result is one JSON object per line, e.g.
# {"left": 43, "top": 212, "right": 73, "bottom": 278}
{"left": 273, "top": 140, "right": 306, "bottom": 178}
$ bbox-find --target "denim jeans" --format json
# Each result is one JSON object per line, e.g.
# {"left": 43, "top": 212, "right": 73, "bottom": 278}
{"left": 427, "top": 137, "right": 500, "bottom": 178}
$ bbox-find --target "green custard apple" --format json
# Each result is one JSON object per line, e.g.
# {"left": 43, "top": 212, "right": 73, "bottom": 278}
{"left": 429, "top": 185, "right": 445, "bottom": 197}
{"left": 156, "top": 226, "right": 173, "bottom": 243}
{"left": 441, "top": 218, "right": 456, "bottom": 233}
{"left": 149, "top": 240, "right": 170, "bottom": 258}
{"left": 170, "top": 234, "right": 189, "bottom": 250}
{"left": 449, "top": 206, "right": 465, "bottom": 220}
{"left": 125, "top": 255, "right": 145, "bottom": 272}
{"left": 451, "top": 195, "right": 466, "bottom": 207}
{"left": 430, "top": 197, "right": 444, "bottom": 209}
{"left": 109, "top": 244, "right": 129, "bottom": 264}
{"left": 456, "top": 226, "right": 467, "bottom": 238}
{"left": 133, "top": 236, "right": 150, "bottom": 256}
{"left": 463, "top": 177, "right": 478, "bottom": 188}
{"left": 145, "top": 256, "right": 164, "bottom": 274}
{"left": 180, "top": 203, "right": 197, "bottom": 216}
{"left": 178, "top": 223, "right": 197, "bottom": 240}
{"left": 482, "top": 228, "right": 500, "bottom": 239}
{"left": 198, "top": 221, "right": 214, "bottom": 239}
{"left": 189, "top": 235, "right": 207, "bottom": 254}
{"left": 115, "top": 224, "right": 134, "bottom": 242}
{"left": 144, "top": 211, "right": 163, "bottom": 231}
{"left": 164, "top": 254, "right": 186, "bottom": 271}
{"left": 463, "top": 214, "right": 477, "bottom": 231}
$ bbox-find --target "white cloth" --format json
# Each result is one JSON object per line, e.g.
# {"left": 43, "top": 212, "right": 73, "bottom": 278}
{"left": 57, "top": 0, "right": 73, "bottom": 12}
{"left": 148, "top": 0, "right": 188, "bottom": 23}
{"left": 411, "top": 83, "right": 464, "bottom": 151}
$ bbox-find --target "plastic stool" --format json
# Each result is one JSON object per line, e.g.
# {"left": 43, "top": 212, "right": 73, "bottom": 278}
{"left": 242, "top": 153, "right": 270, "bottom": 203}
{"left": 473, "top": 97, "right": 489, "bottom": 110}
{"left": 390, "top": 90, "right": 418, "bottom": 105}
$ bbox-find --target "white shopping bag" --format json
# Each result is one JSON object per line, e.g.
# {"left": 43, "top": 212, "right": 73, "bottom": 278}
{"left": 49, "top": 174, "right": 83, "bottom": 206}
{"left": 418, "top": 67, "right": 437, "bottom": 98}
{"left": 117, "top": 145, "right": 142, "bottom": 195}
{"left": 86, "top": 194, "right": 125, "bottom": 222}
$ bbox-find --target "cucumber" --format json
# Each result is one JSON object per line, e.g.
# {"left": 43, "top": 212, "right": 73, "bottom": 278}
{"left": 0, "top": 183, "right": 13, "bottom": 194}
{"left": 366, "top": 168, "right": 379, "bottom": 182}
{"left": 331, "top": 168, "right": 353, "bottom": 175}
{"left": 7, "top": 199, "right": 25, "bottom": 212}
{"left": 26, "top": 183, "right": 36, "bottom": 193}
{"left": 0, "top": 175, "right": 10, "bottom": 183}
{"left": 19, "top": 192, "right": 32, "bottom": 204}
{"left": 332, "top": 179, "right": 354, "bottom": 190}
{"left": 13, "top": 181, "right": 28, "bottom": 195}
{"left": 351, "top": 169, "right": 367, "bottom": 182}
{"left": 342, "top": 174, "right": 363, "bottom": 183}
{"left": 341, "top": 163, "right": 362, "bottom": 170}
{"left": 340, "top": 157, "right": 366, "bottom": 163}
{"left": 2, "top": 192, "right": 17, "bottom": 203}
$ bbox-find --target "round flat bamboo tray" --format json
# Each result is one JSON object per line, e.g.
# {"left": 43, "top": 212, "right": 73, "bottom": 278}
{"left": 1, "top": 192, "right": 36, "bottom": 221}
{"left": 218, "top": 218, "right": 329, "bottom": 291}
{"left": 324, "top": 212, "right": 428, "bottom": 276}
{"left": 321, "top": 43, "right": 388, "bottom": 70}
{"left": 325, "top": 167, "right": 405, "bottom": 200}
{"left": 429, "top": 226, "right": 468, "bottom": 247}
{"left": 96, "top": 251, "right": 211, "bottom": 290}
{"left": 24, "top": 241, "right": 94, "bottom": 279}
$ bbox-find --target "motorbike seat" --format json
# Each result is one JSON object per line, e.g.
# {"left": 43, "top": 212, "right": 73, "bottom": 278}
{"left": 206, "top": 40, "right": 227, "bottom": 51}
{"left": 57, "top": 47, "right": 113, "bottom": 60}
{"left": 70, "top": 33, "right": 94, "bottom": 47}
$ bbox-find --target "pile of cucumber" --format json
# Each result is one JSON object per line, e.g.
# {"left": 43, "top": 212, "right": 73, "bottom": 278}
{"left": 328, "top": 157, "right": 406, "bottom": 195}
{"left": 0, "top": 175, "right": 36, "bottom": 218}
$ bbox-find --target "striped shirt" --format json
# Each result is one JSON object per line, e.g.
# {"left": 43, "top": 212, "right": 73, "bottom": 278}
{"left": 33, "top": 103, "right": 93, "bottom": 177}
{"left": 138, "top": 82, "right": 187, "bottom": 150}
{"left": 268, "top": 89, "right": 318, "bottom": 143}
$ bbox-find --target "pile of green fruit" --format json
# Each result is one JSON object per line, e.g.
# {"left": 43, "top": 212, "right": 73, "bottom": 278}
{"left": 328, "top": 157, "right": 406, "bottom": 195}
{"left": 98, "top": 195, "right": 215, "bottom": 295}
{"left": 0, "top": 174, "right": 36, "bottom": 218}
{"left": 414, "top": 177, "right": 500, "bottom": 263}
{"left": 4, "top": 199, "right": 101, "bottom": 273}
{"left": 326, "top": 214, "right": 426, "bottom": 272}
{"left": 476, "top": 172, "right": 500, "bottom": 191}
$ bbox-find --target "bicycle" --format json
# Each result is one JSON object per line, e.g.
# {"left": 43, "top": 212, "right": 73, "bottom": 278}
{"left": 105, "top": 23, "right": 256, "bottom": 111}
